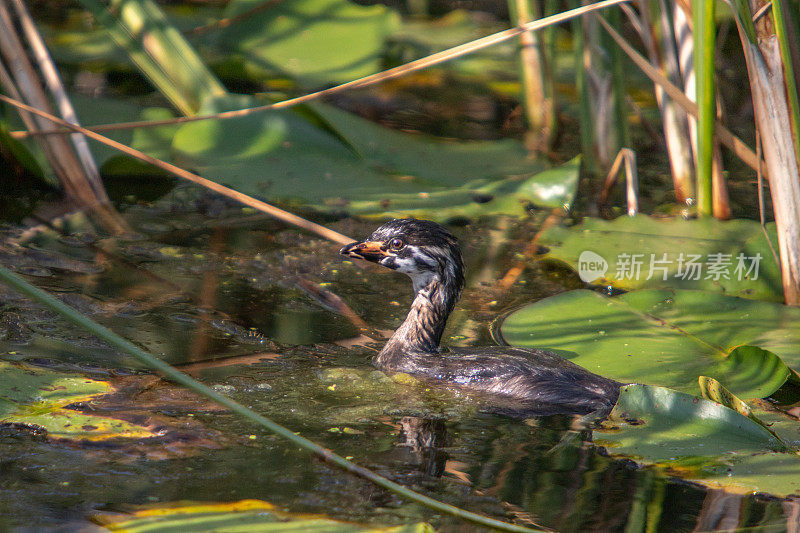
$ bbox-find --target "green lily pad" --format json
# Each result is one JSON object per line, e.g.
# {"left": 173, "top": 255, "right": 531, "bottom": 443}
{"left": 68, "top": 94, "right": 180, "bottom": 167}
{"left": 93, "top": 499, "right": 434, "bottom": 532}
{"left": 170, "top": 96, "right": 575, "bottom": 220}
{"left": 5, "top": 94, "right": 180, "bottom": 181}
{"left": 539, "top": 215, "right": 782, "bottom": 301}
{"left": 0, "top": 360, "right": 109, "bottom": 405}
{"left": 0, "top": 361, "right": 154, "bottom": 440}
{"left": 308, "top": 103, "right": 549, "bottom": 190}
{"left": 12, "top": 85, "right": 574, "bottom": 220}
{"left": 500, "top": 289, "right": 800, "bottom": 398}
{"left": 342, "top": 159, "right": 579, "bottom": 218}
{"left": 216, "top": 0, "right": 401, "bottom": 86}
{"left": 596, "top": 385, "right": 800, "bottom": 498}
{"left": 597, "top": 384, "right": 786, "bottom": 461}
{"left": 387, "top": 10, "right": 515, "bottom": 79}
{"left": 696, "top": 451, "right": 800, "bottom": 497}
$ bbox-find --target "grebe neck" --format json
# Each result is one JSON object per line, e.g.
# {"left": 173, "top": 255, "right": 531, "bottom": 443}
{"left": 375, "top": 274, "right": 461, "bottom": 368}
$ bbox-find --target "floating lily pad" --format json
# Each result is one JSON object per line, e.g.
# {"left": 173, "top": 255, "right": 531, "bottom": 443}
{"left": 596, "top": 385, "right": 800, "bottom": 498}
{"left": 10, "top": 86, "right": 574, "bottom": 221}
{"left": 171, "top": 97, "right": 575, "bottom": 220}
{"left": 308, "top": 103, "right": 548, "bottom": 190}
{"left": 539, "top": 216, "right": 782, "bottom": 301}
{"left": 340, "top": 159, "right": 578, "bottom": 218}
{"left": 68, "top": 94, "right": 180, "bottom": 168}
{"left": 5, "top": 93, "right": 180, "bottom": 183}
{"left": 0, "top": 361, "right": 153, "bottom": 440}
{"left": 695, "top": 451, "right": 800, "bottom": 497}
{"left": 500, "top": 289, "right": 800, "bottom": 398}
{"left": 93, "top": 499, "right": 434, "bottom": 531}
{"left": 216, "top": 0, "right": 401, "bottom": 86}
{"left": 597, "top": 384, "right": 786, "bottom": 460}
{"left": 387, "top": 10, "right": 516, "bottom": 79}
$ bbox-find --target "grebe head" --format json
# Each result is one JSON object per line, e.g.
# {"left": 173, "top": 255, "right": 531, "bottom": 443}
{"left": 340, "top": 218, "right": 465, "bottom": 294}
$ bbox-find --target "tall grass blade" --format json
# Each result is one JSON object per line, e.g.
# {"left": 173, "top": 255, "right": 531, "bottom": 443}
{"left": 596, "top": 14, "right": 760, "bottom": 174}
{"left": 10, "top": 0, "right": 103, "bottom": 195}
{"left": 77, "top": 0, "right": 227, "bottom": 115}
{"left": 510, "top": 0, "right": 552, "bottom": 151}
{"left": 627, "top": 0, "right": 695, "bottom": 207}
{"left": 668, "top": 0, "right": 697, "bottom": 204}
{"left": 608, "top": 8, "right": 629, "bottom": 150}
{"left": 574, "top": 1, "right": 627, "bottom": 170}
{"left": 574, "top": 8, "right": 596, "bottom": 171}
{"left": 693, "top": 0, "right": 715, "bottom": 216}
{"left": 544, "top": 0, "right": 559, "bottom": 143}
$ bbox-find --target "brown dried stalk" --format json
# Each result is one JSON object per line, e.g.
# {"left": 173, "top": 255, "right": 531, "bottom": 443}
{"left": 0, "top": 93, "right": 354, "bottom": 246}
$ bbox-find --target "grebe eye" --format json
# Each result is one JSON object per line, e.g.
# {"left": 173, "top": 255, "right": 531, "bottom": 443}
{"left": 388, "top": 238, "right": 404, "bottom": 251}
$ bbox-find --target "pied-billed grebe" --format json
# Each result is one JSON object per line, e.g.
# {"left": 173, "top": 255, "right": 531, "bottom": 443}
{"left": 340, "top": 218, "right": 621, "bottom": 415}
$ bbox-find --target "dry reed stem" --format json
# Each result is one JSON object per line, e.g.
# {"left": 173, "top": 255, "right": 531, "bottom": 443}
{"left": 10, "top": 0, "right": 104, "bottom": 195}
{"left": 10, "top": 0, "right": 630, "bottom": 139}
{"left": 0, "top": 0, "right": 107, "bottom": 206}
{"left": 0, "top": 92, "right": 355, "bottom": 246}
{"left": 600, "top": 147, "right": 638, "bottom": 215}
{"left": 596, "top": 14, "right": 764, "bottom": 175}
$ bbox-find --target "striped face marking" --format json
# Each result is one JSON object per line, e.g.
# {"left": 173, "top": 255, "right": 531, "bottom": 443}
{"left": 380, "top": 245, "right": 440, "bottom": 292}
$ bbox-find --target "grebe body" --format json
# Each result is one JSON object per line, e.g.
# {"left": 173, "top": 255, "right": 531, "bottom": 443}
{"left": 340, "top": 218, "right": 620, "bottom": 415}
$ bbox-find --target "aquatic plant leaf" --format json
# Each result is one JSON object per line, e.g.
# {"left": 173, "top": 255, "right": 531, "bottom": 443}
{"left": 18, "top": 86, "right": 571, "bottom": 220}
{"left": 7, "top": 93, "right": 180, "bottom": 181}
{"left": 500, "top": 289, "right": 800, "bottom": 398}
{"left": 695, "top": 451, "right": 800, "bottom": 497}
{"left": 67, "top": 94, "right": 180, "bottom": 167}
{"left": 6, "top": 411, "right": 154, "bottom": 441}
{"left": 597, "top": 385, "right": 786, "bottom": 461}
{"left": 597, "top": 385, "right": 800, "bottom": 497}
{"left": 389, "top": 10, "right": 513, "bottom": 76}
{"left": 0, "top": 360, "right": 109, "bottom": 406}
{"left": 76, "top": 0, "right": 228, "bottom": 115}
{"left": 698, "top": 375, "right": 789, "bottom": 448}
{"left": 391, "top": 10, "right": 497, "bottom": 52}
{"left": 342, "top": 160, "right": 579, "bottom": 219}
{"left": 216, "top": 0, "right": 401, "bottom": 86}
{"left": 308, "top": 103, "right": 550, "bottom": 190}
{"left": 45, "top": 25, "right": 129, "bottom": 68}
{"left": 170, "top": 97, "right": 573, "bottom": 220}
{"left": 539, "top": 215, "right": 782, "bottom": 301}
{"left": 93, "top": 499, "right": 435, "bottom": 531}
{"left": 0, "top": 361, "right": 154, "bottom": 440}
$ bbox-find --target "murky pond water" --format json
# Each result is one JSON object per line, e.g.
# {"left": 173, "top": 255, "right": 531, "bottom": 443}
{"left": 0, "top": 189, "right": 795, "bottom": 531}
{"left": 0, "top": 2, "right": 791, "bottom": 521}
